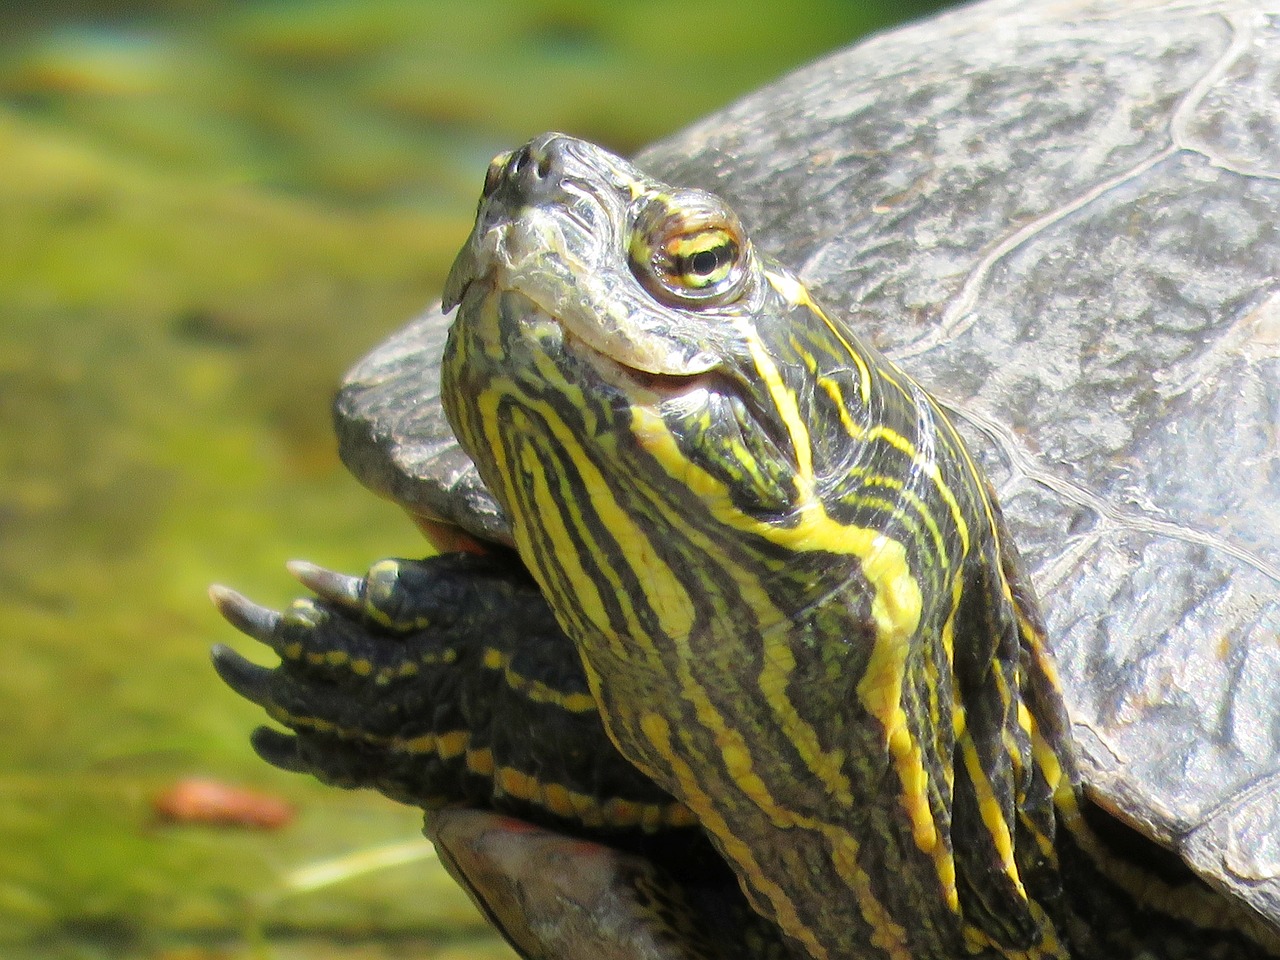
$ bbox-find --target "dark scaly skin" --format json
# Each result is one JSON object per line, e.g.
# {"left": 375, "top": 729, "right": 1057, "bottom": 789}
{"left": 213, "top": 551, "right": 691, "bottom": 833}
{"left": 215, "top": 135, "right": 1280, "bottom": 959}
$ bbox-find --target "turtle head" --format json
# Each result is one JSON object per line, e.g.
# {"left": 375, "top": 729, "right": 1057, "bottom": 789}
{"left": 443, "top": 133, "right": 749, "bottom": 381}
{"left": 441, "top": 133, "right": 860, "bottom": 536}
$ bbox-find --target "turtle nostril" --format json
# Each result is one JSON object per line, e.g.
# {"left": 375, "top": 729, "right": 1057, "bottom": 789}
{"left": 510, "top": 146, "right": 532, "bottom": 177}
{"left": 481, "top": 138, "right": 563, "bottom": 205}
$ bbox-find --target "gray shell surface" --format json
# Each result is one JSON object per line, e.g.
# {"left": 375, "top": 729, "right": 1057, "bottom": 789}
{"left": 334, "top": 0, "right": 1280, "bottom": 926}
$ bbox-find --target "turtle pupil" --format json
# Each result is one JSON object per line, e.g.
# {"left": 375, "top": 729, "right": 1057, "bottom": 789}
{"left": 690, "top": 249, "right": 721, "bottom": 276}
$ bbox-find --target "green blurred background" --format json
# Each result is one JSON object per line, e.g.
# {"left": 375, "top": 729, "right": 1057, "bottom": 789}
{"left": 0, "top": 2, "right": 957, "bottom": 957}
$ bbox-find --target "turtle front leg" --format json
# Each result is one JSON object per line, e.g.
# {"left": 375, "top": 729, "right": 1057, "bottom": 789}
{"left": 211, "top": 550, "right": 690, "bottom": 834}
{"left": 212, "top": 550, "right": 790, "bottom": 960}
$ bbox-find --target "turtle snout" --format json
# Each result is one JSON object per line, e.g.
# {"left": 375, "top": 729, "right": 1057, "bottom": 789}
{"left": 482, "top": 133, "right": 569, "bottom": 208}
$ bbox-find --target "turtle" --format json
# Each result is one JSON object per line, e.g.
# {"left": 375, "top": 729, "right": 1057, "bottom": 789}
{"left": 209, "top": 0, "right": 1280, "bottom": 957}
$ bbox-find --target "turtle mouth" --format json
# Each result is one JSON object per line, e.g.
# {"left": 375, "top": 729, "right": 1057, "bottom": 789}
{"left": 459, "top": 273, "right": 720, "bottom": 402}
{"left": 448, "top": 212, "right": 722, "bottom": 377}
{"left": 455, "top": 276, "right": 796, "bottom": 466}
{"left": 561, "top": 322, "right": 797, "bottom": 469}
{"left": 453, "top": 270, "right": 800, "bottom": 495}
{"left": 446, "top": 276, "right": 474, "bottom": 312}
{"left": 561, "top": 325, "right": 721, "bottom": 401}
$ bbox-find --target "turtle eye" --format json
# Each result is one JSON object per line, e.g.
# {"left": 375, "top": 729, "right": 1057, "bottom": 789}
{"left": 629, "top": 192, "right": 751, "bottom": 307}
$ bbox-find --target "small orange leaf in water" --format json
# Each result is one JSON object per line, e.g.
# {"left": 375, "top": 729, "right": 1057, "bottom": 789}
{"left": 153, "top": 777, "right": 295, "bottom": 830}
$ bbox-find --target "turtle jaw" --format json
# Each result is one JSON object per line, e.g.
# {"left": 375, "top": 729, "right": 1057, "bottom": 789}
{"left": 448, "top": 267, "right": 723, "bottom": 423}
{"left": 559, "top": 322, "right": 730, "bottom": 407}
{"left": 445, "top": 213, "right": 724, "bottom": 384}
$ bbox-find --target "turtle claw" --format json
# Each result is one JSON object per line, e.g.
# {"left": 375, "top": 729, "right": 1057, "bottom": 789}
{"left": 286, "top": 559, "right": 363, "bottom": 610}
{"left": 211, "top": 643, "right": 278, "bottom": 710}
{"left": 250, "top": 726, "right": 310, "bottom": 774}
{"left": 209, "top": 584, "right": 282, "bottom": 647}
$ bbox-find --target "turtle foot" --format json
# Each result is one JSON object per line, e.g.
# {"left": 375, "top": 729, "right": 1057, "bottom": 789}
{"left": 209, "top": 585, "right": 282, "bottom": 649}
{"left": 248, "top": 726, "right": 310, "bottom": 774}
{"left": 210, "top": 642, "right": 276, "bottom": 709}
{"left": 209, "top": 551, "right": 673, "bottom": 822}
{"left": 285, "top": 560, "right": 364, "bottom": 610}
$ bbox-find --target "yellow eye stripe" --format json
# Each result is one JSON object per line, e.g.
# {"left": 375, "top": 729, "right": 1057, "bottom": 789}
{"left": 766, "top": 269, "right": 872, "bottom": 406}
{"left": 761, "top": 271, "right": 1036, "bottom": 923}
{"left": 432, "top": 132, "right": 1280, "bottom": 957}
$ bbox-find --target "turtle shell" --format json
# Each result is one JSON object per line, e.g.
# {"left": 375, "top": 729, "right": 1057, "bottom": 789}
{"left": 335, "top": 0, "right": 1280, "bottom": 929}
